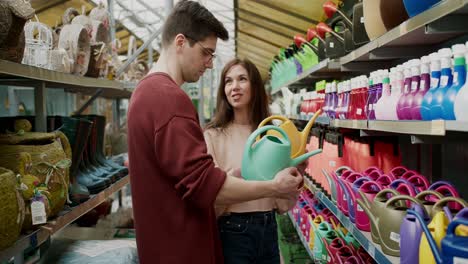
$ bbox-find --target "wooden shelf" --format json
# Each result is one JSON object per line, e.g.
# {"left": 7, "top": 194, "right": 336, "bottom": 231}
{"left": 0, "top": 175, "right": 130, "bottom": 263}
{"left": 0, "top": 60, "right": 135, "bottom": 99}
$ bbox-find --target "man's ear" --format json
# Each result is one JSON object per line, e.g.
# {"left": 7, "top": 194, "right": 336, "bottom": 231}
{"left": 174, "top": 33, "right": 186, "bottom": 50}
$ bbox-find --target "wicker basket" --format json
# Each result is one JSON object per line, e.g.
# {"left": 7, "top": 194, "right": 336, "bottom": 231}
{"left": 22, "top": 19, "right": 53, "bottom": 69}
{"left": 49, "top": 48, "right": 72, "bottom": 73}
{"left": 0, "top": 121, "right": 71, "bottom": 231}
{"left": 0, "top": 1, "right": 12, "bottom": 46}
{"left": 0, "top": 0, "right": 34, "bottom": 63}
{"left": 0, "top": 167, "right": 25, "bottom": 250}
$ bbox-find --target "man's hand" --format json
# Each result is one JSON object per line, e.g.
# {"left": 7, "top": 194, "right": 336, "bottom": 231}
{"left": 272, "top": 167, "right": 304, "bottom": 198}
{"left": 297, "top": 159, "right": 308, "bottom": 176}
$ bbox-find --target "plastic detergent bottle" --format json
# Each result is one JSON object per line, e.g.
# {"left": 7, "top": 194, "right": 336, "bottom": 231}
{"left": 454, "top": 42, "right": 468, "bottom": 121}
{"left": 429, "top": 48, "right": 453, "bottom": 120}
{"left": 411, "top": 55, "right": 430, "bottom": 120}
{"left": 388, "top": 65, "right": 404, "bottom": 120}
{"left": 421, "top": 52, "right": 442, "bottom": 120}
{"left": 441, "top": 44, "right": 467, "bottom": 120}
{"left": 336, "top": 82, "right": 344, "bottom": 119}
{"left": 323, "top": 83, "right": 331, "bottom": 117}
{"left": 375, "top": 69, "right": 390, "bottom": 120}
{"left": 366, "top": 72, "right": 376, "bottom": 119}
{"left": 347, "top": 77, "right": 358, "bottom": 119}
{"left": 342, "top": 80, "right": 352, "bottom": 119}
{"left": 405, "top": 59, "right": 421, "bottom": 120}
{"left": 355, "top": 76, "right": 369, "bottom": 120}
{"left": 397, "top": 62, "right": 412, "bottom": 119}
{"left": 330, "top": 82, "right": 339, "bottom": 119}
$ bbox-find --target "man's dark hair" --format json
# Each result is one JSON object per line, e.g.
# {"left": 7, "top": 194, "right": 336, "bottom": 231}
{"left": 161, "top": 0, "right": 229, "bottom": 47}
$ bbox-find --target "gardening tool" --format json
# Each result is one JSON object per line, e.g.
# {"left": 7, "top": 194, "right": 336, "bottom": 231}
{"left": 400, "top": 204, "right": 429, "bottom": 264}
{"left": 257, "top": 111, "right": 322, "bottom": 158}
{"left": 408, "top": 209, "right": 468, "bottom": 264}
{"left": 242, "top": 125, "right": 322, "bottom": 181}
{"left": 357, "top": 189, "right": 400, "bottom": 244}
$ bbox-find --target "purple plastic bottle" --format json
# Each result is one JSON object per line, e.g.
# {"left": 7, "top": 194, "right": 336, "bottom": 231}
{"left": 405, "top": 59, "right": 421, "bottom": 120}
{"left": 400, "top": 205, "right": 429, "bottom": 264}
{"left": 323, "top": 83, "right": 331, "bottom": 117}
{"left": 329, "top": 82, "right": 338, "bottom": 118}
{"left": 411, "top": 56, "right": 431, "bottom": 120}
{"left": 371, "top": 70, "right": 384, "bottom": 120}
{"left": 397, "top": 62, "right": 412, "bottom": 120}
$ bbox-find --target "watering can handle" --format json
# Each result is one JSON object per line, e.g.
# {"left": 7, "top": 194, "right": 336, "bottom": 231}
{"left": 375, "top": 188, "right": 400, "bottom": 201}
{"left": 359, "top": 181, "right": 384, "bottom": 192}
{"left": 255, "top": 115, "right": 289, "bottom": 140}
{"left": 429, "top": 180, "right": 456, "bottom": 190}
{"left": 433, "top": 197, "right": 468, "bottom": 213}
{"left": 447, "top": 218, "right": 468, "bottom": 235}
{"left": 415, "top": 190, "right": 444, "bottom": 201}
{"left": 246, "top": 125, "right": 290, "bottom": 154}
{"left": 385, "top": 195, "right": 429, "bottom": 216}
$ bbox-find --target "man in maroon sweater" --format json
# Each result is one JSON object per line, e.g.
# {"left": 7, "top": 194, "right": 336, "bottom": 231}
{"left": 127, "top": 1, "right": 303, "bottom": 263}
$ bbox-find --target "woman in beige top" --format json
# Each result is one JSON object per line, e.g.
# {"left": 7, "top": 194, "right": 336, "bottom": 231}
{"left": 204, "top": 58, "right": 297, "bottom": 264}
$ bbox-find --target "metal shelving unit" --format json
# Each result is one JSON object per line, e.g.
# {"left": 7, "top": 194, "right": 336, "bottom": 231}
{"left": 0, "top": 175, "right": 130, "bottom": 263}
{"left": 303, "top": 177, "right": 400, "bottom": 264}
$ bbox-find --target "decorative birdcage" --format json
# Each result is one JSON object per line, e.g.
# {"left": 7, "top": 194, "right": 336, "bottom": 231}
{"left": 59, "top": 8, "right": 90, "bottom": 76}
{"left": 21, "top": 18, "right": 53, "bottom": 69}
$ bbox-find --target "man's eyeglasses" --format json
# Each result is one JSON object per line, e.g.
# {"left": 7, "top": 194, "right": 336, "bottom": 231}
{"left": 185, "top": 35, "right": 216, "bottom": 62}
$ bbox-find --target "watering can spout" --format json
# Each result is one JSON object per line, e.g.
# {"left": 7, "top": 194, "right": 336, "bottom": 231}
{"left": 302, "top": 110, "right": 322, "bottom": 137}
{"left": 291, "top": 149, "right": 322, "bottom": 167}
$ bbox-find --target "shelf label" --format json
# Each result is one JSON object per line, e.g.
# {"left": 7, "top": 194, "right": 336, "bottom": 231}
{"left": 360, "top": 16, "right": 365, "bottom": 24}
{"left": 329, "top": 160, "right": 336, "bottom": 167}
{"left": 356, "top": 108, "right": 362, "bottom": 115}
{"left": 454, "top": 257, "right": 468, "bottom": 264}
{"left": 368, "top": 243, "right": 376, "bottom": 258}
{"left": 411, "top": 81, "right": 419, "bottom": 91}
{"left": 330, "top": 42, "right": 335, "bottom": 48}
{"left": 31, "top": 201, "right": 47, "bottom": 225}
{"left": 420, "top": 80, "right": 426, "bottom": 89}
{"left": 390, "top": 232, "right": 400, "bottom": 244}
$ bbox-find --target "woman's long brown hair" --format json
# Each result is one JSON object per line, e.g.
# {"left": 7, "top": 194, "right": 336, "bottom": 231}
{"left": 205, "top": 58, "right": 270, "bottom": 131}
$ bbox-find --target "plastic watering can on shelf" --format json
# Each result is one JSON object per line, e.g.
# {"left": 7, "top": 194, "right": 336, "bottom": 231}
{"left": 257, "top": 111, "right": 322, "bottom": 159}
{"left": 431, "top": 197, "right": 467, "bottom": 219}
{"left": 313, "top": 222, "right": 333, "bottom": 261}
{"left": 242, "top": 125, "right": 322, "bottom": 181}
{"left": 376, "top": 174, "right": 394, "bottom": 188}
{"left": 356, "top": 181, "right": 383, "bottom": 231}
{"left": 400, "top": 204, "right": 430, "bottom": 264}
{"left": 403, "top": 0, "right": 442, "bottom": 17}
{"left": 429, "top": 181, "right": 462, "bottom": 210}
{"left": 357, "top": 189, "right": 400, "bottom": 245}
{"left": 376, "top": 195, "right": 428, "bottom": 256}
{"left": 408, "top": 209, "right": 468, "bottom": 264}
{"left": 416, "top": 190, "right": 444, "bottom": 217}
{"left": 390, "top": 165, "right": 408, "bottom": 178}
{"left": 390, "top": 178, "right": 418, "bottom": 197}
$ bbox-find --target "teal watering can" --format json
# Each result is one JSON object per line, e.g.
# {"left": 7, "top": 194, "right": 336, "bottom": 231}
{"left": 408, "top": 209, "right": 468, "bottom": 264}
{"left": 242, "top": 125, "right": 322, "bottom": 181}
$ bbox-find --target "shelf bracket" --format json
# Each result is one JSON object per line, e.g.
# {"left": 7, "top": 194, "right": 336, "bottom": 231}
{"left": 34, "top": 82, "right": 46, "bottom": 132}
{"left": 73, "top": 89, "right": 103, "bottom": 116}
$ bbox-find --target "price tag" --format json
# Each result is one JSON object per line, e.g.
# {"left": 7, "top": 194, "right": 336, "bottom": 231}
{"left": 31, "top": 201, "right": 47, "bottom": 225}
{"left": 411, "top": 81, "right": 418, "bottom": 91}
{"left": 368, "top": 244, "right": 376, "bottom": 258}
{"left": 360, "top": 16, "right": 365, "bottom": 23}
{"left": 330, "top": 42, "right": 335, "bottom": 48}
{"left": 390, "top": 232, "right": 400, "bottom": 244}
{"left": 431, "top": 77, "right": 439, "bottom": 88}
{"left": 356, "top": 108, "right": 362, "bottom": 115}
{"left": 329, "top": 160, "right": 336, "bottom": 167}
{"left": 420, "top": 80, "right": 426, "bottom": 89}
{"left": 440, "top": 76, "right": 449, "bottom": 87}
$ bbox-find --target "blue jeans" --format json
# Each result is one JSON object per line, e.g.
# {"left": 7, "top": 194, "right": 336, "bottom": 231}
{"left": 218, "top": 211, "right": 280, "bottom": 264}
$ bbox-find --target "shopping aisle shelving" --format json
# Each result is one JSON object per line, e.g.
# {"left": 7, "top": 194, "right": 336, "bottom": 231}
{"left": 0, "top": 175, "right": 130, "bottom": 263}
{"left": 303, "top": 177, "right": 399, "bottom": 264}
